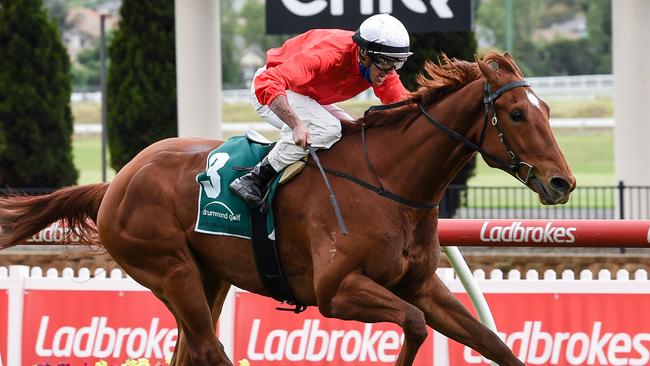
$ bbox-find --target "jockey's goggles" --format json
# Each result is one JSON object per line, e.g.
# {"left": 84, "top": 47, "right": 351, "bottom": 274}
{"left": 371, "top": 54, "right": 407, "bottom": 71}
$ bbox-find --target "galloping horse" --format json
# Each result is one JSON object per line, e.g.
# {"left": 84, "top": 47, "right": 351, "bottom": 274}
{"left": 0, "top": 53, "right": 574, "bottom": 365}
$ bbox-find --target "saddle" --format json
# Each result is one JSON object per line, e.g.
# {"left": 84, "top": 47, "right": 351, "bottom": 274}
{"left": 245, "top": 129, "right": 306, "bottom": 186}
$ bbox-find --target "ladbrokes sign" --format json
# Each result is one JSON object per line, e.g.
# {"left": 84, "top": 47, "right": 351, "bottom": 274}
{"left": 234, "top": 293, "right": 434, "bottom": 364}
{"left": 21, "top": 290, "right": 176, "bottom": 365}
{"left": 235, "top": 292, "right": 650, "bottom": 365}
{"left": 267, "top": 0, "right": 473, "bottom": 34}
{"left": 453, "top": 293, "right": 650, "bottom": 365}
{"left": 479, "top": 221, "right": 577, "bottom": 244}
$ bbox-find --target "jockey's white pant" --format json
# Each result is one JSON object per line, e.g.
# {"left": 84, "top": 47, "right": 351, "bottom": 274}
{"left": 250, "top": 67, "right": 352, "bottom": 171}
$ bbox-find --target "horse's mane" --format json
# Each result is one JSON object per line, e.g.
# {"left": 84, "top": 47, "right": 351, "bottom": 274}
{"left": 345, "top": 53, "right": 521, "bottom": 133}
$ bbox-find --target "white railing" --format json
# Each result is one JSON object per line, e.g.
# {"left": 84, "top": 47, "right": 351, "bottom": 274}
{"left": 527, "top": 74, "right": 613, "bottom": 98}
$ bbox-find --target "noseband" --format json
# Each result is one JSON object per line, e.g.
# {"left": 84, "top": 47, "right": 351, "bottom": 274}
{"left": 417, "top": 79, "right": 535, "bottom": 185}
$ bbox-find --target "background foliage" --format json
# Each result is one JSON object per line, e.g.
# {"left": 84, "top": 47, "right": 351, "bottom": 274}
{"left": 48, "top": 0, "right": 614, "bottom": 92}
{"left": 477, "top": 0, "right": 611, "bottom": 76}
{"left": 106, "top": 0, "right": 177, "bottom": 171}
{"left": 0, "top": 0, "right": 78, "bottom": 187}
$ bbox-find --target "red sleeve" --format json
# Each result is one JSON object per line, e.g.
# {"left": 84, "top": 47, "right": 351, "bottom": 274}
{"left": 255, "top": 53, "right": 330, "bottom": 106}
{"left": 373, "top": 72, "right": 410, "bottom": 104}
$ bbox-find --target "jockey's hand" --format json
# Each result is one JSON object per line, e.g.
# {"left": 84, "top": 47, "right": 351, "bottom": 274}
{"left": 292, "top": 123, "right": 311, "bottom": 150}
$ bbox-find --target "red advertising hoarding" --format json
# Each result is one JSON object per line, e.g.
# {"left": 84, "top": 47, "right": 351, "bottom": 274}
{"left": 13, "top": 287, "right": 650, "bottom": 365}
{"left": 0, "top": 289, "right": 8, "bottom": 366}
{"left": 233, "top": 292, "right": 434, "bottom": 365}
{"left": 21, "top": 290, "right": 176, "bottom": 365}
{"left": 234, "top": 292, "right": 650, "bottom": 366}
{"left": 452, "top": 293, "right": 650, "bottom": 365}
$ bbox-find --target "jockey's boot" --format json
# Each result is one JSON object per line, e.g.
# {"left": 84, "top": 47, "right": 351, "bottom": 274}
{"left": 229, "top": 157, "right": 278, "bottom": 207}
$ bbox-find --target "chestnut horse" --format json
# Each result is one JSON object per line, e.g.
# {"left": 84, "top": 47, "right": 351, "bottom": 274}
{"left": 0, "top": 53, "right": 574, "bottom": 365}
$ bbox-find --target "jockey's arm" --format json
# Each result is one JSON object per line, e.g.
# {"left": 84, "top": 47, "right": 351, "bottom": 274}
{"left": 256, "top": 53, "right": 333, "bottom": 150}
{"left": 269, "top": 95, "right": 311, "bottom": 150}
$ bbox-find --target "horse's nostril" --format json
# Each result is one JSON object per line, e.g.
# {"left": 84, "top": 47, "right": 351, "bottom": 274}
{"left": 549, "top": 177, "right": 571, "bottom": 193}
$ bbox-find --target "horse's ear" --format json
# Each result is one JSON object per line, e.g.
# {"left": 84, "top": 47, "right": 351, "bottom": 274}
{"left": 503, "top": 52, "right": 524, "bottom": 77}
{"left": 475, "top": 55, "right": 498, "bottom": 82}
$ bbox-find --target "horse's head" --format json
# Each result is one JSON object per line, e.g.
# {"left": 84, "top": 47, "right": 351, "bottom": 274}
{"left": 475, "top": 53, "right": 576, "bottom": 204}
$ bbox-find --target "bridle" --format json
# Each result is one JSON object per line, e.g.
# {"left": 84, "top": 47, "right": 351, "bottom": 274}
{"left": 418, "top": 79, "right": 535, "bottom": 185}
{"left": 309, "top": 78, "right": 536, "bottom": 210}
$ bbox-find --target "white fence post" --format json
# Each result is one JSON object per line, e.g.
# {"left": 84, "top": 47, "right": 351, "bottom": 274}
{"left": 7, "top": 265, "right": 29, "bottom": 366}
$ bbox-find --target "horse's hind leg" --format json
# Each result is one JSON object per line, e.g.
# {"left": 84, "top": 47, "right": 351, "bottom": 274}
{"left": 108, "top": 244, "right": 230, "bottom": 365}
{"left": 316, "top": 272, "right": 428, "bottom": 366}
{"left": 410, "top": 275, "right": 524, "bottom": 366}
{"left": 172, "top": 278, "right": 232, "bottom": 365}
{"left": 157, "top": 259, "right": 231, "bottom": 365}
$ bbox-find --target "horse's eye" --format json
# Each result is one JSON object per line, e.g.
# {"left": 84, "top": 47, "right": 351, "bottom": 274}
{"left": 509, "top": 110, "right": 524, "bottom": 122}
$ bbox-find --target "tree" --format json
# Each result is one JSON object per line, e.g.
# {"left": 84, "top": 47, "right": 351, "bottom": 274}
{"left": 0, "top": 0, "right": 78, "bottom": 188}
{"left": 398, "top": 30, "right": 478, "bottom": 218}
{"left": 476, "top": 0, "right": 541, "bottom": 74}
{"left": 239, "top": 0, "right": 292, "bottom": 53}
{"left": 586, "top": 0, "right": 611, "bottom": 74}
{"left": 107, "top": 0, "right": 177, "bottom": 171}
{"left": 400, "top": 31, "right": 477, "bottom": 90}
{"left": 42, "top": 0, "right": 68, "bottom": 30}
{"left": 221, "top": 0, "right": 242, "bottom": 88}
{"left": 71, "top": 38, "right": 102, "bottom": 90}
{"left": 544, "top": 38, "right": 599, "bottom": 75}
{"left": 476, "top": 0, "right": 612, "bottom": 76}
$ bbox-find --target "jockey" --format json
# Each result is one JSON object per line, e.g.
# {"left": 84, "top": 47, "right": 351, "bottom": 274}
{"left": 230, "top": 14, "right": 413, "bottom": 207}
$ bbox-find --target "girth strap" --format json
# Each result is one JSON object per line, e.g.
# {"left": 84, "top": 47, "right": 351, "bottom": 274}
{"left": 250, "top": 209, "right": 307, "bottom": 313}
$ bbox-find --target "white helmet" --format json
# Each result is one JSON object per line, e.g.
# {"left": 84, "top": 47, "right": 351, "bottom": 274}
{"left": 352, "top": 14, "right": 413, "bottom": 60}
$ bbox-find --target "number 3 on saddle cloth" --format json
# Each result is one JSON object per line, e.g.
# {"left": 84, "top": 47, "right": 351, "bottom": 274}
{"left": 195, "top": 131, "right": 307, "bottom": 310}
{"left": 195, "top": 134, "right": 277, "bottom": 239}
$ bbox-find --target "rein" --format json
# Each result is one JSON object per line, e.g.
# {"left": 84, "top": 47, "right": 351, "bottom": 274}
{"left": 306, "top": 79, "right": 532, "bottom": 211}
{"left": 306, "top": 97, "right": 438, "bottom": 210}
{"left": 369, "top": 80, "right": 534, "bottom": 185}
{"left": 308, "top": 160, "right": 439, "bottom": 209}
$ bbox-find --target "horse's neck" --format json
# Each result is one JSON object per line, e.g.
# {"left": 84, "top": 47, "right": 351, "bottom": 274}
{"left": 374, "top": 80, "right": 485, "bottom": 206}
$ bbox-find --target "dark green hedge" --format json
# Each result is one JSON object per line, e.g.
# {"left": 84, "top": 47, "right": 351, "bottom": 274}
{"left": 0, "top": 0, "right": 78, "bottom": 188}
{"left": 107, "top": 0, "right": 177, "bottom": 171}
{"left": 400, "top": 31, "right": 477, "bottom": 90}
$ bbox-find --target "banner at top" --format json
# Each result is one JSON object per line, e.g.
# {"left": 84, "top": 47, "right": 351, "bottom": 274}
{"left": 266, "top": 0, "right": 474, "bottom": 34}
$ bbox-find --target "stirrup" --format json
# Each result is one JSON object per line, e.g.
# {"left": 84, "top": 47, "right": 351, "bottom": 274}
{"left": 275, "top": 301, "right": 308, "bottom": 314}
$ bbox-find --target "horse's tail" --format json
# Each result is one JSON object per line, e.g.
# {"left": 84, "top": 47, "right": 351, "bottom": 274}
{"left": 0, "top": 183, "right": 109, "bottom": 249}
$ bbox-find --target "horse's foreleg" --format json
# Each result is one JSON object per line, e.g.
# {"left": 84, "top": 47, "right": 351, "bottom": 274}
{"left": 410, "top": 275, "right": 524, "bottom": 366}
{"left": 316, "top": 272, "right": 428, "bottom": 366}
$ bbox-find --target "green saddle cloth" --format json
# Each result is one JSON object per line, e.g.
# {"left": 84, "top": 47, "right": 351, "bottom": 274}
{"left": 195, "top": 136, "right": 279, "bottom": 239}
